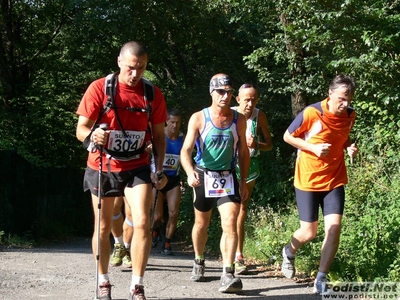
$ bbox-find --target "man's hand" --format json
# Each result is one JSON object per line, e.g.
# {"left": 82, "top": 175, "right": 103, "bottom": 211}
{"left": 151, "top": 172, "right": 167, "bottom": 190}
{"left": 91, "top": 127, "right": 109, "bottom": 146}
{"left": 347, "top": 143, "right": 359, "bottom": 163}
{"left": 145, "top": 141, "right": 153, "bottom": 153}
{"left": 187, "top": 171, "right": 201, "bottom": 187}
{"left": 312, "top": 143, "right": 331, "bottom": 157}
{"left": 239, "top": 180, "right": 249, "bottom": 202}
{"left": 246, "top": 134, "right": 256, "bottom": 149}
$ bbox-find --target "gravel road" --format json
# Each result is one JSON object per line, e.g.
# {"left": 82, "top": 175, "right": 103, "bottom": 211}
{"left": 0, "top": 238, "right": 318, "bottom": 299}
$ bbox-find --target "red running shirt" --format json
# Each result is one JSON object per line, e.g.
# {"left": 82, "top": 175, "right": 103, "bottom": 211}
{"left": 76, "top": 77, "right": 167, "bottom": 172}
{"left": 287, "top": 98, "right": 356, "bottom": 191}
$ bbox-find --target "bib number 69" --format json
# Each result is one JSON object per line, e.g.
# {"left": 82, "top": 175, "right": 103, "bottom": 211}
{"left": 212, "top": 178, "right": 226, "bottom": 189}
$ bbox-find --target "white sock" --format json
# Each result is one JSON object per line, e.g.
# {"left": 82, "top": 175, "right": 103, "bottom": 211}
{"left": 316, "top": 271, "right": 327, "bottom": 281}
{"left": 124, "top": 242, "right": 130, "bottom": 249}
{"left": 98, "top": 273, "right": 110, "bottom": 285}
{"left": 235, "top": 252, "right": 243, "bottom": 260}
{"left": 130, "top": 275, "right": 143, "bottom": 290}
{"left": 114, "top": 235, "right": 124, "bottom": 245}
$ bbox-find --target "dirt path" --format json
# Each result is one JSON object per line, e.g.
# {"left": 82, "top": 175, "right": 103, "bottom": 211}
{"left": 0, "top": 238, "right": 318, "bottom": 299}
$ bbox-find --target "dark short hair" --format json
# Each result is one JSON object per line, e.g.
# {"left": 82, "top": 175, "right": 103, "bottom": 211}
{"left": 167, "top": 108, "right": 181, "bottom": 119}
{"left": 120, "top": 41, "right": 148, "bottom": 57}
{"left": 329, "top": 74, "right": 356, "bottom": 96}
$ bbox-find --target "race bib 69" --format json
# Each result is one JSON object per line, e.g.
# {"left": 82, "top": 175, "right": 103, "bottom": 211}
{"left": 204, "top": 171, "right": 235, "bottom": 198}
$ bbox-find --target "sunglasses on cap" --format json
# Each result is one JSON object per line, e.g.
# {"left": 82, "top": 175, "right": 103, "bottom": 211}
{"left": 213, "top": 89, "right": 234, "bottom": 96}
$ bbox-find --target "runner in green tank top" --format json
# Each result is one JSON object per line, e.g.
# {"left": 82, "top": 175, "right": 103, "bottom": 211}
{"left": 233, "top": 84, "right": 273, "bottom": 275}
{"left": 180, "top": 73, "right": 250, "bottom": 294}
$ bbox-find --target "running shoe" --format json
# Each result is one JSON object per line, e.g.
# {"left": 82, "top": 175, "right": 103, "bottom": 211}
{"left": 281, "top": 245, "right": 295, "bottom": 278}
{"left": 98, "top": 281, "right": 113, "bottom": 300}
{"left": 234, "top": 259, "right": 248, "bottom": 275}
{"left": 313, "top": 277, "right": 332, "bottom": 295}
{"left": 190, "top": 259, "right": 205, "bottom": 282}
{"left": 129, "top": 284, "right": 146, "bottom": 300}
{"left": 218, "top": 269, "right": 243, "bottom": 293}
{"left": 161, "top": 242, "right": 172, "bottom": 255}
{"left": 110, "top": 243, "right": 127, "bottom": 267}
{"left": 123, "top": 249, "right": 132, "bottom": 268}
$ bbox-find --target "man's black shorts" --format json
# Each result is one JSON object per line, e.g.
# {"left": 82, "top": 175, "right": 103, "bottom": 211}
{"left": 159, "top": 175, "right": 180, "bottom": 194}
{"left": 83, "top": 165, "right": 151, "bottom": 197}
{"left": 295, "top": 185, "right": 345, "bottom": 222}
{"left": 193, "top": 165, "right": 241, "bottom": 212}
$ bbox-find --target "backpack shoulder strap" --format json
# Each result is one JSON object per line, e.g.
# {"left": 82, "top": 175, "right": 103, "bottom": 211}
{"left": 102, "top": 72, "right": 118, "bottom": 116}
{"left": 82, "top": 73, "right": 117, "bottom": 150}
{"left": 142, "top": 77, "right": 154, "bottom": 102}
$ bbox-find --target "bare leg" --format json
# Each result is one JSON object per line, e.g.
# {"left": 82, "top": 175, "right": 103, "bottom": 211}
{"left": 165, "top": 186, "right": 181, "bottom": 240}
{"left": 111, "top": 196, "right": 124, "bottom": 240}
{"left": 218, "top": 202, "right": 240, "bottom": 266}
{"left": 319, "top": 214, "right": 342, "bottom": 273}
{"left": 236, "top": 180, "right": 256, "bottom": 255}
{"left": 192, "top": 208, "right": 212, "bottom": 257}
{"left": 125, "top": 183, "right": 153, "bottom": 276}
{"left": 153, "top": 189, "right": 164, "bottom": 230}
{"left": 290, "top": 220, "right": 318, "bottom": 254}
{"left": 91, "top": 195, "right": 114, "bottom": 275}
{"left": 123, "top": 197, "right": 133, "bottom": 245}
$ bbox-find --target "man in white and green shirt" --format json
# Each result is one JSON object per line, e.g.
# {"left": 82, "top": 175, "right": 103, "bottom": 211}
{"left": 232, "top": 83, "right": 273, "bottom": 274}
{"left": 181, "top": 74, "right": 250, "bottom": 293}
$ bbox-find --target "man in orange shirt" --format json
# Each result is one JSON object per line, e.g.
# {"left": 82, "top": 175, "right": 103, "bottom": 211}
{"left": 281, "top": 74, "right": 359, "bottom": 295}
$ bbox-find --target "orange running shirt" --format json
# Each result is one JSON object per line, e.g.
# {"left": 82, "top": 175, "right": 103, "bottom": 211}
{"left": 287, "top": 98, "right": 356, "bottom": 191}
{"left": 76, "top": 77, "right": 167, "bottom": 172}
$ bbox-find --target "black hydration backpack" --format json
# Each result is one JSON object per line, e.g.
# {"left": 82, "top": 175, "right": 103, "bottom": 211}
{"left": 83, "top": 72, "right": 155, "bottom": 159}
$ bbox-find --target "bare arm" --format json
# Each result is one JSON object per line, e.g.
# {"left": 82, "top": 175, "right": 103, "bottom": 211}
{"left": 180, "top": 112, "right": 201, "bottom": 187}
{"left": 76, "top": 115, "right": 108, "bottom": 145}
{"left": 151, "top": 122, "right": 168, "bottom": 189}
{"left": 151, "top": 122, "right": 166, "bottom": 172}
{"left": 237, "top": 114, "right": 250, "bottom": 201}
{"left": 283, "top": 129, "right": 331, "bottom": 158}
{"left": 256, "top": 110, "right": 273, "bottom": 151}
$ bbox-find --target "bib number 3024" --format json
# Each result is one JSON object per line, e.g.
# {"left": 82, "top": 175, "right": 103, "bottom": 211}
{"left": 204, "top": 171, "right": 235, "bottom": 198}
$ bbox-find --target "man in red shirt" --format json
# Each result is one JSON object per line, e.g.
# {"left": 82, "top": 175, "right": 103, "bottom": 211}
{"left": 281, "top": 74, "right": 358, "bottom": 295}
{"left": 76, "top": 41, "right": 167, "bottom": 300}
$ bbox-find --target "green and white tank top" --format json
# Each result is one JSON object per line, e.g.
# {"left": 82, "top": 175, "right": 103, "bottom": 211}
{"left": 194, "top": 108, "right": 239, "bottom": 170}
{"left": 232, "top": 107, "right": 259, "bottom": 157}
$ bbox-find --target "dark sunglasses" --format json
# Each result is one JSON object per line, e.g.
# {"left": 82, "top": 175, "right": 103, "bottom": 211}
{"left": 213, "top": 89, "right": 234, "bottom": 95}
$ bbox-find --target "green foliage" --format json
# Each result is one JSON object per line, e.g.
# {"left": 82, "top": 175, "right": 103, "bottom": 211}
{"left": 1, "top": 232, "right": 34, "bottom": 249}
{"left": 334, "top": 128, "right": 400, "bottom": 281}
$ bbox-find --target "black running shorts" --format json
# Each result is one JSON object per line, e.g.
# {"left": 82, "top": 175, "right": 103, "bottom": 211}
{"left": 159, "top": 175, "right": 180, "bottom": 194}
{"left": 295, "top": 185, "right": 345, "bottom": 222}
{"left": 193, "top": 165, "right": 241, "bottom": 212}
{"left": 83, "top": 165, "right": 151, "bottom": 197}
